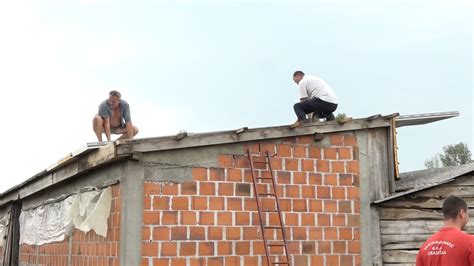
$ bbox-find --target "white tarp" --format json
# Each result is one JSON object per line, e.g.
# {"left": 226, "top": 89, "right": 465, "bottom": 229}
{"left": 19, "top": 186, "right": 112, "bottom": 246}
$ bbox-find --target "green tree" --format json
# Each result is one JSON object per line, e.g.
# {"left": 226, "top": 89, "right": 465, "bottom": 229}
{"left": 425, "top": 142, "right": 472, "bottom": 169}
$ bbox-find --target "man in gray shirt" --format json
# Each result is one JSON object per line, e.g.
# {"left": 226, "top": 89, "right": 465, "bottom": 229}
{"left": 93, "top": 90, "right": 139, "bottom": 142}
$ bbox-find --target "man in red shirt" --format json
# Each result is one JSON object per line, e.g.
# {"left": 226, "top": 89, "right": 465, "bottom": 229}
{"left": 416, "top": 195, "right": 474, "bottom": 266}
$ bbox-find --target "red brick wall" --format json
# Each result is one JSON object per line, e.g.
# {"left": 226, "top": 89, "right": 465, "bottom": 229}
{"left": 19, "top": 184, "right": 121, "bottom": 266}
{"left": 141, "top": 134, "right": 361, "bottom": 266}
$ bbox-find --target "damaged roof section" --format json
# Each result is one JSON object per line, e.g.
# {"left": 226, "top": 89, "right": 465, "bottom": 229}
{"left": 396, "top": 162, "right": 474, "bottom": 191}
{"left": 374, "top": 162, "right": 474, "bottom": 204}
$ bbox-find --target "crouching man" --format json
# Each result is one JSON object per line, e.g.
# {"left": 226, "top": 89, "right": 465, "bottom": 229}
{"left": 290, "top": 71, "right": 339, "bottom": 128}
{"left": 93, "top": 90, "right": 138, "bottom": 142}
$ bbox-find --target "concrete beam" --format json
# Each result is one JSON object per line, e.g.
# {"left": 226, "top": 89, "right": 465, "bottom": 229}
{"left": 117, "top": 119, "right": 390, "bottom": 155}
{"left": 142, "top": 142, "right": 246, "bottom": 182}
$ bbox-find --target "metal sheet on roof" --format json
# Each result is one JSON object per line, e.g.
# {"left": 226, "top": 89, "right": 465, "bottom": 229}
{"left": 395, "top": 111, "right": 459, "bottom": 128}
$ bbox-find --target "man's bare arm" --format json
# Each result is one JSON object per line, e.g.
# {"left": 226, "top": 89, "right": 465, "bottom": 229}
{"left": 103, "top": 117, "right": 112, "bottom": 141}
{"left": 126, "top": 121, "right": 134, "bottom": 140}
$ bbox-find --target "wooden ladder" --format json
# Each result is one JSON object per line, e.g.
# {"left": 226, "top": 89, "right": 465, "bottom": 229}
{"left": 247, "top": 149, "right": 291, "bottom": 265}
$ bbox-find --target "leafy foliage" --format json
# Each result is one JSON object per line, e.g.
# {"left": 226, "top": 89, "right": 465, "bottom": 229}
{"left": 425, "top": 143, "right": 472, "bottom": 169}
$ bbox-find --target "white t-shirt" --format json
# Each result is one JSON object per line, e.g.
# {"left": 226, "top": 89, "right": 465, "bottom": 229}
{"left": 298, "top": 75, "right": 339, "bottom": 104}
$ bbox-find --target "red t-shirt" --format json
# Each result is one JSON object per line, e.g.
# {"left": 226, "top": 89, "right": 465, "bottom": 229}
{"left": 416, "top": 227, "right": 474, "bottom": 266}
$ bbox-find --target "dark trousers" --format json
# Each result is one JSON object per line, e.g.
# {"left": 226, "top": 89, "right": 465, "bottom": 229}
{"left": 293, "top": 98, "right": 338, "bottom": 121}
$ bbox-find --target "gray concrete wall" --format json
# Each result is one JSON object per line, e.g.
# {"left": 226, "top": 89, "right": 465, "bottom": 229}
{"left": 141, "top": 142, "right": 245, "bottom": 182}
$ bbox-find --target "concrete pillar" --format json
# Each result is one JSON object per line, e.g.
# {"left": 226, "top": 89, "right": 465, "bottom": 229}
{"left": 119, "top": 160, "right": 144, "bottom": 266}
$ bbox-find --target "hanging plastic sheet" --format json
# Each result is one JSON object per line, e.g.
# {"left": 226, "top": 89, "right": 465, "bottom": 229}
{"left": 19, "top": 186, "right": 112, "bottom": 246}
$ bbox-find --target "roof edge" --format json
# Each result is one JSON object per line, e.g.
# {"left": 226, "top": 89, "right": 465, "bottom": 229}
{"left": 116, "top": 115, "right": 393, "bottom": 154}
{"left": 0, "top": 114, "right": 394, "bottom": 207}
{"left": 395, "top": 111, "right": 459, "bottom": 128}
{"left": 374, "top": 164, "right": 474, "bottom": 204}
{"left": 0, "top": 144, "right": 128, "bottom": 207}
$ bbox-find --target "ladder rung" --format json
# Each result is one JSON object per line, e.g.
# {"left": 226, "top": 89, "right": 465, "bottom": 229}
{"left": 268, "top": 243, "right": 285, "bottom": 247}
{"left": 271, "top": 263, "right": 289, "bottom": 265}
{"left": 259, "top": 193, "right": 276, "bottom": 196}
{"left": 262, "top": 210, "right": 279, "bottom": 213}
{"left": 265, "top": 226, "right": 282, "bottom": 229}
{"left": 256, "top": 177, "right": 273, "bottom": 180}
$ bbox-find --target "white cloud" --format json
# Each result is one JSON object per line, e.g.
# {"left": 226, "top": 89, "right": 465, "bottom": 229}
{"left": 87, "top": 39, "right": 129, "bottom": 67}
{"left": 0, "top": 3, "right": 183, "bottom": 192}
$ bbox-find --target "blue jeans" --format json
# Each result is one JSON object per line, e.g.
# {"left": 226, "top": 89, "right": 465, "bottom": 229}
{"left": 293, "top": 98, "right": 338, "bottom": 121}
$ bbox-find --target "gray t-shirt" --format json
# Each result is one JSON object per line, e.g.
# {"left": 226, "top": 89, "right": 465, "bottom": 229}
{"left": 98, "top": 99, "right": 132, "bottom": 127}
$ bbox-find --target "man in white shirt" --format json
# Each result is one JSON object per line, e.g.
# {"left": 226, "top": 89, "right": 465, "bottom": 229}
{"left": 290, "top": 71, "right": 339, "bottom": 128}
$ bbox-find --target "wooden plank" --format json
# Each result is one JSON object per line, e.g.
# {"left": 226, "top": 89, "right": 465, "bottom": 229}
{"left": 383, "top": 250, "right": 417, "bottom": 263}
{"left": 382, "top": 225, "right": 474, "bottom": 247}
{"left": 380, "top": 208, "right": 443, "bottom": 220}
{"left": 387, "top": 120, "right": 396, "bottom": 193}
{"left": 366, "top": 128, "right": 391, "bottom": 200}
{"left": 383, "top": 242, "right": 423, "bottom": 250}
{"left": 413, "top": 185, "right": 474, "bottom": 199}
{"left": 391, "top": 118, "right": 400, "bottom": 179}
{"left": 381, "top": 207, "right": 474, "bottom": 220}
{"left": 450, "top": 175, "right": 474, "bottom": 185}
{"left": 381, "top": 234, "right": 432, "bottom": 246}
{"left": 370, "top": 206, "right": 383, "bottom": 265}
{"left": 356, "top": 129, "right": 387, "bottom": 266}
{"left": 380, "top": 197, "right": 474, "bottom": 209}
{"left": 380, "top": 220, "right": 444, "bottom": 235}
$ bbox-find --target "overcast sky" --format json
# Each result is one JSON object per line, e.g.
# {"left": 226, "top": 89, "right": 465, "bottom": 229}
{"left": 0, "top": 0, "right": 472, "bottom": 192}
